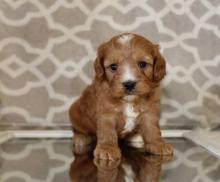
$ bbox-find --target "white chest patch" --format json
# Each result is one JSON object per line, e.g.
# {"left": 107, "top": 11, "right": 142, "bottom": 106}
{"left": 122, "top": 163, "right": 135, "bottom": 182}
{"left": 122, "top": 103, "right": 139, "bottom": 134}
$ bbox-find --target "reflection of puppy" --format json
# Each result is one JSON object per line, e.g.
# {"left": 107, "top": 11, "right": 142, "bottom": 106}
{"left": 69, "top": 33, "right": 173, "bottom": 161}
{"left": 69, "top": 144, "right": 172, "bottom": 182}
{"left": 69, "top": 152, "right": 97, "bottom": 182}
{"left": 120, "top": 146, "right": 172, "bottom": 182}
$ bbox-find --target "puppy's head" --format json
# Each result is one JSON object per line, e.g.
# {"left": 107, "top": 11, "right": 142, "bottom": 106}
{"left": 94, "top": 33, "right": 166, "bottom": 98}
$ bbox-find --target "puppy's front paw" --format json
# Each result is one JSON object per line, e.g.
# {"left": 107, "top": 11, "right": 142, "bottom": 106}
{"left": 73, "top": 134, "right": 93, "bottom": 146}
{"left": 94, "top": 157, "right": 120, "bottom": 170}
{"left": 94, "top": 144, "right": 121, "bottom": 161}
{"left": 73, "top": 144, "right": 94, "bottom": 155}
{"left": 145, "top": 142, "right": 173, "bottom": 155}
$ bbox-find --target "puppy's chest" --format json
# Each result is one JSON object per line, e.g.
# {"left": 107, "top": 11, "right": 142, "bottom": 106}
{"left": 121, "top": 103, "right": 140, "bottom": 134}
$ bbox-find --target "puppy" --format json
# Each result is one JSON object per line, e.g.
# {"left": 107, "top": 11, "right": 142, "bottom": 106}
{"left": 69, "top": 33, "right": 173, "bottom": 161}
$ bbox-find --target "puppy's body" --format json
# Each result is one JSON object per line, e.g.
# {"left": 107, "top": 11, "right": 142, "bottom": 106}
{"left": 69, "top": 33, "right": 173, "bottom": 160}
{"left": 70, "top": 81, "right": 159, "bottom": 136}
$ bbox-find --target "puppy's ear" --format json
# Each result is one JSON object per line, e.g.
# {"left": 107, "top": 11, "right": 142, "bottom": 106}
{"left": 94, "top": 43, "right": 106, "bottom": 81}
{"left": 153, "top": 45, "right": 166, "bottom": 82}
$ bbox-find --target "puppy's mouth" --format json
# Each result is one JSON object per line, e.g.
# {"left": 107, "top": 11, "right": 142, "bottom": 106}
{"left": 124, "top": 89, "right": 136, "bottom": 95}
{"left": 123, "top": 95, "right": 137, "bottom": 102}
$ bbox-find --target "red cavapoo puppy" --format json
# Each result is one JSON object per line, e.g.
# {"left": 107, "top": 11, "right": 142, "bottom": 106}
{"left": 69, "top": 33, "right": 173, "bottom": 161}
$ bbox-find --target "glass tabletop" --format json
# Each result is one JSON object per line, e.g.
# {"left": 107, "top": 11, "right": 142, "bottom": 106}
{"left": 0, "top": 138, "right": 219, "bottom": 182}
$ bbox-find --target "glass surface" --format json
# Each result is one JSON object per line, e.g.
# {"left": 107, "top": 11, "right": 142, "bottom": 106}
{"left": 0, "top": 138, "right": 219, "bottom": 182}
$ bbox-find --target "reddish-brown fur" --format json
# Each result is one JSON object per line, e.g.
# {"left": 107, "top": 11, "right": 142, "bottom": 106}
{"left": 70, "top": 145, "right": 172, "bottom": 182}
{"left": 69, "top": 33, "right": 173, "bottom": 161}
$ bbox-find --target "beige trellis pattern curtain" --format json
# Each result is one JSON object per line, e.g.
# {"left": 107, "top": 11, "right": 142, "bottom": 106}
{"left": 0, "top": 0, "right": 220, "bottom": 129}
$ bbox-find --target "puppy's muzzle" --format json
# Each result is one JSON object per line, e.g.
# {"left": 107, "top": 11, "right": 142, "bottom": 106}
{"left": 123, "top": 81, "right": 136, "bottom": 92}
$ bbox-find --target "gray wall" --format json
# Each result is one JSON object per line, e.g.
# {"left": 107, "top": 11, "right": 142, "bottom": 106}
{"left": 0, "top": 0, "right": 220, "bottom": 129}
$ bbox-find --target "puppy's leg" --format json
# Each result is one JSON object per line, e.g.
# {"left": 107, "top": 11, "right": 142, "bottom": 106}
{"left": 139, "top": 113, "right": 173, "bottom": 155}
{"left": 73, "top": 131, "right": 95, "bottom": 155}
{"left": 73, "top": 132, "right": 94, "bottom": 146}
{"left": 94, "top": 116, "right": 121, "bottom": 161}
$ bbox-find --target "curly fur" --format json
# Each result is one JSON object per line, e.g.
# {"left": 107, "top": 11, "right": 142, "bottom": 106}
{"left": 69, "top": 33, "right": 173, "bottom": 161}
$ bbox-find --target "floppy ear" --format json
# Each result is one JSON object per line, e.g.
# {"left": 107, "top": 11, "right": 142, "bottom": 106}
{"left": 153, "top": 45, "right": 166, "bottom": 82}
{"left": 94, "top": 43, "right": 106, "bottom": 81}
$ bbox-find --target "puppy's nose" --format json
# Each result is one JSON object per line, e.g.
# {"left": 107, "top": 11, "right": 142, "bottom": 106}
{"left": 123, "top": 81, "right": 136, "bottom": 92}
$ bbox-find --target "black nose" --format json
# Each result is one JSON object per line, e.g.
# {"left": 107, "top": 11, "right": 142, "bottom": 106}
{"left": 123, "top": 81, "right": 136, "bottom": 92}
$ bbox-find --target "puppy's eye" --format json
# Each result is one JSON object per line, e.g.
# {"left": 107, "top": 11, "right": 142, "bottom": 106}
{"left": 109, "top": 64, "right": 117, "bottom": 71}
{"left": 138, "top": 61, "right": 147, "bottom": 69}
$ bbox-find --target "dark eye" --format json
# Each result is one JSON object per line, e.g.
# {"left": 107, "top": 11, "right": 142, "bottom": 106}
{"left": 109, "top": 64, "right": 117, "bottom": 71}
{"left": 138, "top": 61, "right": 147, "bottom": 69}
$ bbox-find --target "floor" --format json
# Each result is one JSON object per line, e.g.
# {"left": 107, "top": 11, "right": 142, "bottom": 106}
{"left": 0, "top": 138, "right": 219, "bottom": 182}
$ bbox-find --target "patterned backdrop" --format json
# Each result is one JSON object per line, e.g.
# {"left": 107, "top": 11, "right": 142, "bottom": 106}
{"left": 0, "top": 0, "right": 220, "bottom": 128}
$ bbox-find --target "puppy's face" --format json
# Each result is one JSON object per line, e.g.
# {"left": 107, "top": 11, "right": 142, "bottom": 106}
{"left": 94, "top": 33, "right": 166, "bottom": 98}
